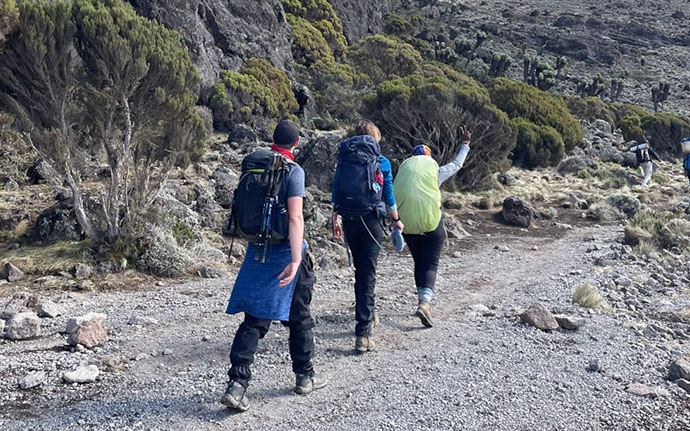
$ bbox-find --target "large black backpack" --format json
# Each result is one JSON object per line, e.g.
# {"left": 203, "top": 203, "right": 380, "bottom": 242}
{"left": 332, "top": 135, "right": 384, "bottom": 217}
{"left": 227, "top": 149, "right": 291, "bottom": 261}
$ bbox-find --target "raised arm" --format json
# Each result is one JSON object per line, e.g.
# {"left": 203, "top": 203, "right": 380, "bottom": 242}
{"left": 438, "top": 126, "right": 471, "bottom": 186}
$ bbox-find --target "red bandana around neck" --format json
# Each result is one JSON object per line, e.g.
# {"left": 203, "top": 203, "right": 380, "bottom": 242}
{"left": 271, "top": 144, "right": 295, "bottom": 161}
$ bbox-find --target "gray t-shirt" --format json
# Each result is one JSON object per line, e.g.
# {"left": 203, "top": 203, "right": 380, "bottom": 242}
{"left": 281, "top": 163, "right": 306, "bottom": 201}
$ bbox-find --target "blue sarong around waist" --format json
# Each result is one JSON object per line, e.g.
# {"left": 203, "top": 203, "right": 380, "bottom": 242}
{"left": 226, "top": 241, "right": 305, "bottom": 321}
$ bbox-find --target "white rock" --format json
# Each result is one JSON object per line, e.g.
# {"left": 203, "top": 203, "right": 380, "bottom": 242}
{"left": 127, "top": 316, "right": 159, "bottom": 326}
{"left": 0, "top": 319, "right": 4, "bottom": 335}
{"left": 470, "top": 304, "right": 490, "bottom": 313}
{"left": 5, "top": 312, "right": 41, "bottom": 340}
{"left": 626, "top": 383, "right": 669, "bottom": 398}
{"left": 19, "top": 371, "right": 47, "bottom": 389}
{"left": 65, "top": 312, "right": 107, "bottom": 334}
{"left": 63, "top": 365, "right": 99, "bottom": 384}
{"left": 37, "top": 301, "right": 65, "bottom": 318}
{"left": 554, "top": 314, "right": 587, "bottom": 330}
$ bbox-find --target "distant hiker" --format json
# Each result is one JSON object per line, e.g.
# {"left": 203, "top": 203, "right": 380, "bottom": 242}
{"left": 331, "top": 120, "right": 404, "bottom": 354}
{"left": 681, "top": 138, "right": 690, "bottom": 185}
{"left": 630, "top": 141, "right": 653, "bottom": 186}
{"left": 221, "top": 120, "right": 326, "bottom": 412}
{"left": 393, "top": 126, "right": 471, "bottom": 327}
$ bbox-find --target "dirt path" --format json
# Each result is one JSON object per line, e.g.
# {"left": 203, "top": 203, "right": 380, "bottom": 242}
{"left": 1, "top": 221, "right": 688, "bottom": 430}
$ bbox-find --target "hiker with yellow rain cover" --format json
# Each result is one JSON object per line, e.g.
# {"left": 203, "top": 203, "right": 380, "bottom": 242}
{"left": 393, "top": 126, "right": 471, "bottom": 327}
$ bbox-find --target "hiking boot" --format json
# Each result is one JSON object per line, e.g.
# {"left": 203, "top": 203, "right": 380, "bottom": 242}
{"left": 416, "top": 302, "right": 434, "bottom": 328}
{"left": 220, "top": 381, "right": 249, "bottom": 412}
{"left": 355, "top": 335, "right": 375, "bottom": 354}
{"left": 295, "top": 373, "right": 328, "bottom": 395}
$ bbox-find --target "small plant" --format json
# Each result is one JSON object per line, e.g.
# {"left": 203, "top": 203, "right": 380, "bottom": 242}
{"left": 651, "top": 82, "right": 670, "bottom": 113}
{"left": 572, "top": 282, "right": 603, "bottom": 309}
{"left": 522, "top": 55, "right": 556, "bottom": 91}
{"left": 610, "top": 79, "right": 624, "bottom": 103}
{"left": 489, "top": 53, "right": 512, "bottom": 78}
{"left": 577, "top": 75, "right": 606, "bottom": 99}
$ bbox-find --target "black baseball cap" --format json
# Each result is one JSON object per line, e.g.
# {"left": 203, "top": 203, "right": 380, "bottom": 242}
{"left": 273, "top": 120, "right": 300, "bottom": 147}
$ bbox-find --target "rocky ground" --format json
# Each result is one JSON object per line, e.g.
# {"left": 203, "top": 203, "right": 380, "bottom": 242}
{"left": 1, "top": 210, "right": 689, "bottom": 430}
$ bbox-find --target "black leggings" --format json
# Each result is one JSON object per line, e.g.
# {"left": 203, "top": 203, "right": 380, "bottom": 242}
{"left": 403, "top": 218, "right": 446, "bottom": 289}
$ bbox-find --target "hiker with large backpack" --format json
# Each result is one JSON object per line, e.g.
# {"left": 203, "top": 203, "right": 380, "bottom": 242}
{"left": 221, "top": 120, "right": 326, "bottom": 412}
{"left": 331, "top": 120, "right": 404, "bottom": 354}
{"left": 393, "top": 126, "right": 472, "bottom": 328}
{"left": 629, "top": 141, "right": 654, "bottom": 186}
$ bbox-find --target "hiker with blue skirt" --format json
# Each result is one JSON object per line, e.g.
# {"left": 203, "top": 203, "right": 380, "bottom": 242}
{"left": 393, "top": 126, "right": 471, "bottom": 327}
{"left": 331, "top": 120, "right": 404, "bottom": 354}
{"left": 221, "top": 120, "right": 326, "bottom": 412}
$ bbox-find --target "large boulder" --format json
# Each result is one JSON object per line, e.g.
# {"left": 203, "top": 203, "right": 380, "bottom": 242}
{"left": 227, "top": 124, "right": 258, "bottom": 146}
{"left": 26, "top": 159, "right": 61, "bottom": 186}
{"left": 502, "top": 196, "right": 535, "bottom": 228}
{"left": 668, "top": 359, "right": 690, "bottom": 381}
{"left": 211, "top": 166, "right": 239, "bottom": 209}
{"left": 68, "top": 319, "right": 107, "bottom": 348}
{"left": 194, "top": 183, "right": 224, "bottom": 229}
{"left": 129, "top": 0, "right": 293, "bottom": 91}
{"left": 0, "top": 292, "right": 39, "bottom": 319}
{"left": 135, "top": 225, "right": 193, "bottom": 277}
{"left": 295, "top": 133, "right": 342, "bottom": 191}
{"left": 34, "top": 206, "right": 83, "bottom": 243}
{"left": 5, "top": 312, "right": 41, "bottom": 340}
{"left": 2, "top": 262, "right": 25, "bottom": 282}
{"left": 520, "top": 303, "right": 559, "bottom": 331}
{"left": 327, "top": 0, "right": 390, "bottom": 43}
{"left": 65, "top": 312, "right": 107, "bottom": 334}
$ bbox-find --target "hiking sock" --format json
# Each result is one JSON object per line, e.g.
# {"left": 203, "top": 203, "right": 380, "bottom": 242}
{"left": 417, "top": 287, "right": 433, "bottom": 304}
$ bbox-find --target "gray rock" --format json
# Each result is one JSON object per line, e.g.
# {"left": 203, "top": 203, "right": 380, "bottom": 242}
{"left": 34, "top": 206, "right": 83, "bottom": 243}
{"left": 498, "top": 172, "right": 517, "bottom": 186}
{"left": 0, "top": 319, "right": 4, "bottom": 335}
{"left": 73, "top": 263, "right": 93, "bottom": 280}
{"left": 65, "top": 312, "right": 107, "bottom": 334}
{"left": 19, "top": 371, "right": 46, "bottom": 390}
{"left": 211, "top": 166, "right": 239, "bottom": 209}
{"left": 554, "top": 314, "right": 586, "bottom": 330}
{"left": 470, "top": 304, "right": 490, "bottom": 313}
{"left": 668, "top": 359, "right": 690, "bottom": 381}
{"left": 502, "top": 196, "right": 535, "bottom": 228}
{"left": 494, "top": 245, "right": 511, "bottom": 253}
{"left": 198, "top": 266, "right": 224, "bottom": 279}
{"left": 194, "top": 183, "right": 223, "bottom": 229}
{"left": 557, "top": 155, "right": 598, "bottom": 176}
{"left": 8, "top": 242, "right": 20, "bottom": 250}
{"left": 27, "top": 158, "right": 60, "bottom": 186}
{"left": 37, "top": 301, "right": 65, "bottom": 318}
{"left": 626, "top": 383, "right": 669, "bottom": 398}
{"left": 228, "top": 124, "right": 258, "bottom": 145}
{"left": 68, "top": 319, "right": 107, "bottom": 348}
{"left": 63, "top": 365, "right": 99, "bottom": 384}
{"left": 0, "top": 292, "right": 39, "bottom": 319}
{"left": 5, "top": 312, "right": 41, "bottom": 340}
{"left": 520, "top": 303, "right": 559, "bottom": 331}
{"left": 566, "top": 192, "right": 588, "bottom": 210}
{"left": 295, "top": 133, "right": 342, "bottom": 191}
{"left": 2, "top": 262, "right": 25, "bottom": 282}
{"left": 586, "top": 359, "right": 601, "bottom": 372}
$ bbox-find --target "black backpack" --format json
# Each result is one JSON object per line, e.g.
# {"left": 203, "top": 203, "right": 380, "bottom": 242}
{"left": 332, "top": 135, "right": 384, "bottom": 217}
{"left": 227, "top": 149, "right": 291, "bottom": 262}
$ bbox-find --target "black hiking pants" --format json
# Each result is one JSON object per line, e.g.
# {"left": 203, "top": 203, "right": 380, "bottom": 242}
{"left": 228, "top": 252, "right": 316, "bottom": 387}
{"left": 342, "top": 213, "right": 384, "bottom": 337}
{"left": 403, "top": 218, "right": 446, "bottom": 290}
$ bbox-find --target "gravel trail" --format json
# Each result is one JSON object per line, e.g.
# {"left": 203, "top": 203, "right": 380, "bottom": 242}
{"left": 1, "top": 221, "right": 689, "bottom": 430}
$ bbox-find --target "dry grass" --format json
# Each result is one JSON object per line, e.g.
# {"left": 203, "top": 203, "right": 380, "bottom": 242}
{"left": 0, "top": 240, "right": 93, "bottom": 276}
{"left": 572, "top": 282, "right": 604, "bottom": 309}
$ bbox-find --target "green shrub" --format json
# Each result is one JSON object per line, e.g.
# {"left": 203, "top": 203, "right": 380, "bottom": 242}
{"left": 566, "top": 96, "right": 615, "bottom": 126}
{"left": 640, "top": 113, "right": 690, "bottom": 158}
{"left": 510, "top": 118, "right": 564, "bottom": 168}
{"left": 489, "top": 78, "right": 583, "bottom": 157}
{"left": 0, "top": 112, "right": 33, "bottom": 184}
{"left": 620, "top": 115, "right": 644, "bottom": 142}
{"left": 282, "top": 0, "right": 346, "bottom": 58}
{"left": 347, "top": 34, "right": 424, "bottom": 85}
{"left": 308, "top": 59, "right": 366, "bottom": 121}
{"left": 287, "top": 14, "right": 333, "bottom": 67}
{"left": 609, "top": 102, "right": 649, "bottom": 129}
{"left": 0, "top": 0, "right": 19, "bottom": 44}
{"left": 210, "top": 58, "right": 298, "bottom": 129}
{"left": 364, "top": 69, "right": 515, "bottom": 190}
{"left": 384, "top": 14, "right": 415, "bottom": 36}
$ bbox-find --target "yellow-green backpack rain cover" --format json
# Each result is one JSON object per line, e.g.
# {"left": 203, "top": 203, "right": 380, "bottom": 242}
{"left": 394, "top": 156, "right": 442, "bottom": 234}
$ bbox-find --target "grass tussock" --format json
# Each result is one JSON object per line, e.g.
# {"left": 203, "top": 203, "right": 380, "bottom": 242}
{"left": 572, "top": 282, "right": 603, "bottom": 309}
{"left": 624, "top": 210, "right": 690, "bottom": 257}
{"left": 0, "top": 240, "right": 92, "bottom": 276}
